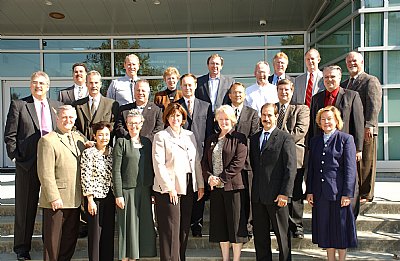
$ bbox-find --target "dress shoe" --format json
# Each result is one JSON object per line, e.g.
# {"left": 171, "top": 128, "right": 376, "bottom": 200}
{"left": 17, "top": 253, "right": 31, "bottom": 260}
{"left": 293, "top": 230, "right": 304, "bottom": 239}
{"left": 192, "top": 232, "right": 202, "bottom": 237}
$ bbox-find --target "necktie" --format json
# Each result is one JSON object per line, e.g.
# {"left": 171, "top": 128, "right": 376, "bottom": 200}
{"left": 187, "top": 99, "right": 193, "bottom": 116}
{"left": 130, "top": 79, "right": 135, "bottom": 102}
{"left": 327, "top": 93, "right": 335, "bottom": 106}
{"left": 347, "top": 78, "right": 355, "bottom": 90}
{"left": 67, "top": 134, "right": 73, "bottom": 146}
{"left": 78, "top": 86, "right": 83, "bottom": 99}
{"left": 41, "top": 102, "right": 51, "bottom": 136}
{"left": 90, "top": 99, "right": 96, "bottom": 117}
{"left": 305, "top": 73, "right": 313, "bottom": 107}
{"left": 234, "top": 108, "right": 239, "bottom": 120}
{"left": 277, "top": 105, "right": 286, "bottom": 129}
{"left": 261, "top": 132, "right": 269, "bottom": 151}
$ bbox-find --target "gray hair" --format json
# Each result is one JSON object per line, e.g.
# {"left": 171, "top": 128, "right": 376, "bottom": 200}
{"left": 57, "top": 105, "right": 76, "bottom": 117}
{"left": 87, "top": 70, "right": 101, "bottom": 79}
{"left": 126, "top": 109, "right": 145, "bottom": 123}
{"left": 31, "top": 71, "right": 50, "bottom": 86}
{"left": 134, "top": 79, "right": 151, "bottom": 93}
{"left": 323, "top": 65, "right": 342, "bottom": 75}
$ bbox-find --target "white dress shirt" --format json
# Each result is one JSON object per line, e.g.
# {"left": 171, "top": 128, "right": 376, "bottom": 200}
{"left": 245, "top": 82, "right": 279, "bottom": 115}
{"left": 106, "top": 75, "right": 139, "bottom": 106}
{"left": 73, "top": 83, "right": 88, "bottom": 100}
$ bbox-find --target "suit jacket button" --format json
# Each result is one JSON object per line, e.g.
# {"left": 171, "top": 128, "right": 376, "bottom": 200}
{"left": 320, "top": 169, "right": 323, "bottom": 173}
{"left": 324, "top": 144, "right": 327, "bottom": 147}
{"left": 321, "top": 161, "right": 324, "bottom": 164}
{"left": 322, "top": 152, "right": 326, "bottom": 155}
{"left": 321, "top": 178, "right": 325, "bottom": 182}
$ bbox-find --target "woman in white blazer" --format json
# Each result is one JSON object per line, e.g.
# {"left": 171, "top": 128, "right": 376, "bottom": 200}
{"left": 152, "top": 103, "right": 204, "bottom": 261}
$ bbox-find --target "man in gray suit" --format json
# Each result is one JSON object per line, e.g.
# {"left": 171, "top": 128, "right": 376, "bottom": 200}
{"left": 58, "top": 63, "right": 89, "bottom": 105}
{"left": 276, "top": 79, "right": 310, "bottom": 239}
{"left": 341, "top": 51, "right": 382, "bottom": 203}
{"left": 4, "top": 71, "right": 62, "bottom": 260}
{"left": 293, "top": 49, "right": 325, "bottom": 107}
{"left": 195, "top": 54, "right": 235, "bottom": 112}
{"left": 73, "top": 70, "right": 119, "bottom": 140}
{"left": 175, "top": 73, "right": 213, "bottom": 237}
{"left": 115, "top": 79, "right": 164, "bottom": 142}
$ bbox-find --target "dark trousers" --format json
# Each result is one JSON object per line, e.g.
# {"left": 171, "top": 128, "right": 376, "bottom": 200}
{"left": 155, "top": 174, "right": 194, "bottom": 261}
{"left": 190, "top": 186, "right": 208, "bottom": 235}
{"left": 43, "top": 208, "right": 80, "bottom": 261}
{"left": 84, "top": 191, "right": 115, "bottom": 261}
{"left": 288, "top": 168, "right": 304, "bottom": 233}
{"left": 358, "top": 136, "right": 377, "bottom": 200}
{"left": 252, "top": 201, "right": 291, "bottom": 261}
{"left": 14, "top": 164, "right": 40, "bottom": 255}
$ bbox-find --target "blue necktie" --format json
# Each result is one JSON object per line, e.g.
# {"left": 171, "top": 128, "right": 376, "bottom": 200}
{"left": 261, "top": 132, "right": 269, "bottom": 151}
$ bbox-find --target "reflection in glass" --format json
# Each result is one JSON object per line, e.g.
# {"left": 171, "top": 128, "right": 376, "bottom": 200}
{"left": 354, "top": 16, "right": 361, "bottom": 49}
{"left": 43, "top": 39, "right": 111, "bottom": 50}
{"left": 365, "top": 13, "right": 383, "bottom": 47}
{"left": 377, "top": 127, "right": 384, "bottom": 161}
{"left": 389, "top": 127, "right": 400, "bottom": 160}
{"left": 0, "top": 40, "right": 39, "bottom": 50}
{"left": 365, "top": 0, "right": 384, "bottom": 7}
{"left": 0, "top": 53, "right": 40, "bottom": 77}
{"left": 190, "top": 35, "right": 264, "bottom": 48}
{"left": 114, "top": 38, "right": 186, "bottom": 49}
{"left": 364, "top": 51, "right": 383, "bottom": 83}
{"left": 267, "top": 35, "right": 304, "bottom": 46}
{"left": 233, "top": 77, "right": 257, "bottom": 88}
{"left": 114, "top": 52, "right": 187, "bottom": 77}
{"left": 388, "top": 89, "right": 400, "bottom": 122}
{"left": 389, "top": 12, "right": 400, "bottom": 46}
{"left": 10, "top": 87, "right": 32, "bottom": 101}
{"left": 191, "top": 50, "right": 264, "bottom": 76}
{"left": 388, "top": 51, "right": 400, "bottom": 84}
{"left": 266, "top": 49, "right": 305, "bottom": 74}
{"left": 44, "top": 53, "right": 111, "bottom": 77}
{"left": 318, "top": 23, "right": 351, "bottom": 66}
{"left": 389, "top": 0, "right": 400, "bottom": 6}
{"left": 317, "top": 4, "right": 352, "bottom": 39}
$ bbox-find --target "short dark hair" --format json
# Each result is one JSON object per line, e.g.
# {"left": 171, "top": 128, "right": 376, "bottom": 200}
{"left": 92, "top": 121, "right": 113, "bottom": 135}
{"left": 207, "top": 53, "right": 224, "bottom": 66}
{"left": 228, "top": 82, "right": 245, "bottom": 93}
{"left": 72, "top": 63, "right": 88, "bottom": 72}
{"left": 180, "top": 73, "right": 197, "bottom": 85}
{"left": 163, "top": 103, "right": 187, "bottom": 127}
{"left": 277, "top": 78, "right": 294, "bottom": 91}
{"left": 260, "top": 103, "right": 278, "bottom": 115}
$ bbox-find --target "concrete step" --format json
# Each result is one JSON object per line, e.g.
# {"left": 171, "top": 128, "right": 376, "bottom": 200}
{"left": 0, "top": 248, "right": 398, "bottom": 261}
{"left": 1, "top": 231, "right": 399, "bottom": 253}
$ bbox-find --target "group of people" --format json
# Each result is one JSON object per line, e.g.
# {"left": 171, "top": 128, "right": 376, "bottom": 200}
{"left": 4, "top": 49, "right": 381, "bottom": 261}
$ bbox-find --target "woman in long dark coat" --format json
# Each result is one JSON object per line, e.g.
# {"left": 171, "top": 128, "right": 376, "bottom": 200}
{"left": 306, "top": 106, "right": 357, "bottom": 261}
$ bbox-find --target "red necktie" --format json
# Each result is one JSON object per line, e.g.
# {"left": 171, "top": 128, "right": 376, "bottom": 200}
{"left": 305, "top": 73, "right": 313, "bottom": 107}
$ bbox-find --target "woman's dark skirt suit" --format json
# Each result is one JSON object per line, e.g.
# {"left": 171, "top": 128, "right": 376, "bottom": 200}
{"left": 306, "top": 130, "right": 358, "bottom": 249}
{"left": 112, "top": 135, "right": 157, "bottom": 260}
{"left": 201, "top": 129, "right": 249, "bottom": 244}
{"left": 81, "top": 146, "right": 115, "bottom": 261}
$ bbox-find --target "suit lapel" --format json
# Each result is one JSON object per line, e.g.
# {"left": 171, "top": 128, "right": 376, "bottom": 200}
{"left": 166, "top": 127, "right": 187, "bottom": 150}
{"left": 335, "top": 88, "right": 345, "bottom": 108}
{"left": 80, "top": 97, "right": 91, "bottom": 122}
{"left": 48, "top": 100, "right": 59, "bottom": 129}
{"left": 204, "top": 74, "right": 211, "bottom": 99}
{"left": 56, "top": 131, "right": 79, "bottom": 157}
{"left": 216, "top": 76, "right": 226, "bottom": 107}
{"left": 262, "top": 128, "right": 278, "bottom": 153}
{"left": 92, "top": 96, "right": 104, "bottom": 123}
{"left": 26, "top": 96, "right": 40, "bottom": 130}
{"left": 67, "top": 88, "right": 75, "bottom": 101}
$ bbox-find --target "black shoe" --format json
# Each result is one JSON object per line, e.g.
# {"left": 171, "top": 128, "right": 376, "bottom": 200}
{"left": 293, "top": 231, "right": 304, "bottom": 239}
{"left": 192, "top": 231, "right": 202, "bottom": 237}
{"left": 17, "top": 253, "right": 31, "bottom": 260}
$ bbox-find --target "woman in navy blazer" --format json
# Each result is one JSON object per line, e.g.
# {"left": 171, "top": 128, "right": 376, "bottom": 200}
{"left": 306, "top": 106, "right": 357, "bottom": 261}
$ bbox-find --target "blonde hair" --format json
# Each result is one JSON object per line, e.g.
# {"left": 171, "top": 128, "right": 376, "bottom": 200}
{"left": 316, "top": 106, "right": 344, "bottom": 130}
{"left": 163, "top": 67, "right": 180, "bottom": 79}
{"left": 273, "top": 52, "right": 289, "bottom": 62}
{"left": 215, "top": 105, "right": 237, "bottom": 126}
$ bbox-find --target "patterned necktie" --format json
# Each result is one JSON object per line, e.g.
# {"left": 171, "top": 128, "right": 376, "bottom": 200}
{"left": 327, "top": 93, "right": 335, "bottom": 106}
{"left": 41, "top": 102, "right": 51, "bottom": 136}
{"left": 78, "top": 86, "right": 83, "bottom": 99}
{"left": 261, "top": 132, "right": 269, "bottom": 151}
{"left": 187, "top": 99, "right": 193, "bottom": 117}
{"left": 235, "top": 108, "right": 240, "bottom": 120}
{"left": 305, "top": 73, "right": 313, "bottom": 107}
{"left": 277, "top": 105, "right": 286, "bottom": 129}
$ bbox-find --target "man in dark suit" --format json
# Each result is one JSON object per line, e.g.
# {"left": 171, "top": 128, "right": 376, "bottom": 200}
{"left": 268, "top": 52, "right": 295, "bottom": 85}
{"left": 195, "top": 53, "right": 235, "bottom": 112}
{"left": 342, "top": 51, "right": 382, "bottom": 203}
{"left": 228, "top": 82, "right": 260, "bottom": 236}
{"left": 276, "top": 79, "right": 310, "bottom": 239}
{"left": 250, "top": 103, "right": 297, "bottom": 261}
{"left": 58, "top": 63, "right": 88, "bottom": 105}
{"left": 292, "top": 49, "right": 325, "bottom": 106}
{"left": 175, "top": 73, "right": 213, "bottom": 237}
{"left": 309, "top": 65, "right": 364, "bottom": 218}
{"left": 4, "top": 71, "right": 62, "bottom": 260}
{"left": 73, "top": 70, "right": 119, "bottom": 140}
{"left": 115, "top": 79, "right": 163, "bottom": 142}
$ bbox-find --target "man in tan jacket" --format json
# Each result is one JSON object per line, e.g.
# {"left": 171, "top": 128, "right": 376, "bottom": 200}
{"left": 37, "top": 105, "right": 86, "bottom": 261}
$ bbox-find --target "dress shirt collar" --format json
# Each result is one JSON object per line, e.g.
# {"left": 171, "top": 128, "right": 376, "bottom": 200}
{"left": 323, "top": 128, "right": 337, "bottom": 144}
{"left": 183, "top": 96, "right": 195, "bottom": 105}
{"left": 262, "top": 126, "right": 276, "bottom": 136}
{"left": 231, "top": 103, "right": 244, "bottom": 111}
{"left": 325, "top": 87, "right": 340, "bottom": 99}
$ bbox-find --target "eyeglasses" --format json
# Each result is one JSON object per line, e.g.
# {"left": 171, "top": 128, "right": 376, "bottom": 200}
{"left": 32, "top": 81, "right": 48, "bottom": 86}
{"left": 126, "top": 122, "right": 142, "bottom": 126}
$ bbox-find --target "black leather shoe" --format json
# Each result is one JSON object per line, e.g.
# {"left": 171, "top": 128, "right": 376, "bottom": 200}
{"left": 293, "top": 231, "right": 304, "bottom": 239}
{"left": 192, "top": 231, "right": 202, "bottom": 237}
{"left": 17, "top": 253, "right": 31, "bottom": 260}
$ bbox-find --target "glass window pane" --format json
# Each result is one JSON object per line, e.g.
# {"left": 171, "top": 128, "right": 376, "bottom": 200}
{"left": 190, "top": 35, "right": 264, "bottom": 48}
{"left": 365, "top": 0, "right": 384, "bottom": 7}
{"left": 354, "top": 0, "right": 361, "bottom": 10}
{"left": 191, "top": 50, "right": 265, "bottom": 76}
{"left": 389, "top": 0, "right": 400, "bottom": 6}
{"left": 10, "top": 87, "right": 32, "bottom": 101}
{"left": 377, "top": 127, "right": 384, "bottom": 161}
{"left": 310, "top": 30, "right": 316, "bottom": 43}
{"left": 0, "top": 39, "right": 39, "bottom": 50}
{"left": 233, "top": 77, "right": 257, "bottom": 88}
{"left": 364, "top": 51, "right": 383, "bottom": 83}
{"left": 388, "top": 51, "right": 400, "bottom": 84}
{"left": 267, "top": 35, "right": 304, "bottom": 46}
{"left": 114, "top": 52, "right": 187, "bottom": 77}
{"left": 388, "top": 89, "right": 400, "bottom": 122}
{"left": 114, "top": 38, "right": 186, "bottom": 49}
{"left": 353, "top": 15, "right": 361, "bottom": 49}
{"left": 317, "top": 4, "right": 352, "bottom": 39}
{"left": 336, "top": 59, "right": 349, "bottom": 79}
{"left": 44, "top": 53, "right": 111, "bottom": 77}
{"left": 378, "top": 103, "right": 383, "bottom": 123}
{"left": 365, "top": 13, "right": 383, "bottom": 47}
{"left": 0, "top": 53, "right": 40, "bottom": 77}
{"left": 43, "top": 39, "right": 111, "bottom": 50}
{"left": 317, "top": 23, "right": 352, "bottom": 65}
{"left": 389, "top": 127, "right": 400, "bottom": 160}
{"left": 389, "top": 12, "right": 400, "bottom": 46}
{"left": 321, "top": 0, "right": 344, "bottom": 18}
{"left": 267, "top": 49, "right": 304, "bottom": 74}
